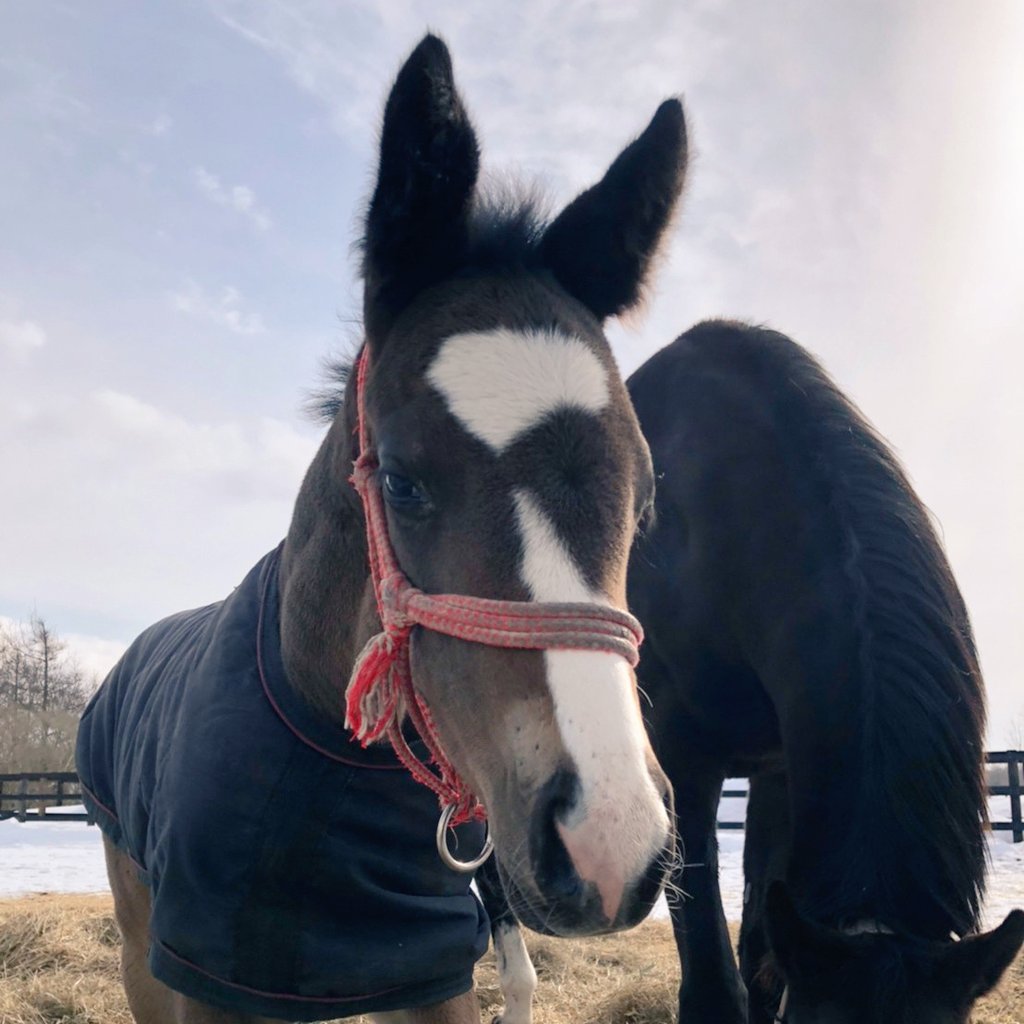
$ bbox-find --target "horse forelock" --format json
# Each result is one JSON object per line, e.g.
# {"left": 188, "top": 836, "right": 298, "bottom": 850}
{"left": 313, "top": 188, "right": 553, "bottom": 427}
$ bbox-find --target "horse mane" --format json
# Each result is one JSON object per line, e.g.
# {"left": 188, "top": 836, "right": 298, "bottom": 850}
{"left": 306, "top": 357, "right": 353, "bottom": 423}
{"left": 743, "top": 324, "right": 987, "bottom": 940}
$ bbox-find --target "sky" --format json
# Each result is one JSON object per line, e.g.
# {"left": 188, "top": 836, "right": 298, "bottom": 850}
{"left": 2, "top": 1, "right": 1022, "bottom": 741}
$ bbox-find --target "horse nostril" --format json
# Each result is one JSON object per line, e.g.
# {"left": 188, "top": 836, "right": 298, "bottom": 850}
{"left": 529, "top": 768, "right": 583, "bottom": 902}
{"left": 540, "top": 767, "right": 580, "bottom": 822}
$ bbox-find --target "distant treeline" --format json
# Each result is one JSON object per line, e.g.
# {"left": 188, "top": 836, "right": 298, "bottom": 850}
{"left": 0, "top": 616, "right": 95, "bottom": 775}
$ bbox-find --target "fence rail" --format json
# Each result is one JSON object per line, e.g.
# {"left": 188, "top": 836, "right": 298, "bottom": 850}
{"left": 986, "top": 750, "right": 1024, "bottom": 843}
{"left": 714, "top": 752, "right": 1023, "bottom": 842}
{"left": 0, "top": 771, "right": 87, "bottom": 822}
{"left": 1, "top": 752, "right": 1022, "bottom": 840}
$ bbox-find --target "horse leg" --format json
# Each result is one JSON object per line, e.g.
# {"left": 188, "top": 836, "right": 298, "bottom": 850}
{"left": 670, "top": 766, "right": 747, "bottom": 1023}
{"left": 104, "top": 838, "right": 283, "bottom": 1024}
{"left": 369, "top": 990, "right": 481, "bottom": 1024}
{"left": 737, "top": 771, "right": 789, "bottom": 1024}
{"left": 169, "top": 994, "right": 282, "bottom": 1024}
{"left": 104, "top": 837, "right": 179, "bottom": 1024}
{"left": 476, "top": 856, "right": 536, "bottom": 1024}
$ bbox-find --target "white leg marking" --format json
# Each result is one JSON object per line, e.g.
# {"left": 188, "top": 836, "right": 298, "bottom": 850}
{"left": 494, "top": 921, "right": 537, "bottom": 1024}
{"left": 427, "top": 327, "right": 609, "bottom": 452}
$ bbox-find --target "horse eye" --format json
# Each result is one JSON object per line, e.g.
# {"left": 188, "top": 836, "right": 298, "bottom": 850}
{"left": 381, "top": 471, "right": 427, "bottom": 510}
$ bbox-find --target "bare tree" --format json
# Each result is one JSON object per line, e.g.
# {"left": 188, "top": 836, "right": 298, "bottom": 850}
{"left": 0, "top": 615, "right": 94, "bottom": 774}
{"left": 0, "top": 615, "right": 90, "bottom": 713}
{"left": 32, "top": 614, "right": 57, "bottom": 710}
{"left": 1005, "top": 708, "right": 1024, "bottom": 751}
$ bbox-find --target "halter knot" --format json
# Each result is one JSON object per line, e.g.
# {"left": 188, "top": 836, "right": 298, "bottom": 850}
{"left": 378, "top": 571, "right": 415, "bottom": 631}
{"left": 344, "top": 346, "right": 644, "bottom": 826}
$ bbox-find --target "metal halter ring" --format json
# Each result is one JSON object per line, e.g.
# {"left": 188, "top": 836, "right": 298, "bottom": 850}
{"left": 435, "top": 804, "right": 494, "bottom": 873}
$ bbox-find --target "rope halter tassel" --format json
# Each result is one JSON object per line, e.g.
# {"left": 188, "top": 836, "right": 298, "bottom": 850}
{"left": 345, "top": 346, "right": 644, "bottom": 842}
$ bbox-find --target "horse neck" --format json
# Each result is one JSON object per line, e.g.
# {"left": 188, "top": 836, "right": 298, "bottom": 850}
{"left": 278, "top": 396, "right": 373, "bottom": 727}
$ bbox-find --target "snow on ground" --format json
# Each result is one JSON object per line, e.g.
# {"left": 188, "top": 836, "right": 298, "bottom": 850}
{"left": 1, "top": 792, "right": 1021, "bottom": 930}
{"left": 0, "top": 807, "right": 110, "bottom": 896}
{"left": 984, "top": 837, "right": 1024, "bottom": 928}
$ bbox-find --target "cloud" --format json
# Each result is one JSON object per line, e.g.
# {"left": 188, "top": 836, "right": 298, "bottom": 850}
{"left": 0, "top": 53, "right": 94, "bottom": 131}
{"left": 193, "top": 165, "right": 271, "bottom": 230}
{"left": 208, "top": 0, "right": 381, "bottom": 137}
{"left": 0, "top": 319, "right": 47, "bottom": 361}
{"left": 210, "top": 0, "right": 700, "bottom": 172}
{"left": 146, "top": 113, "right": 172, "bottom": 136}
{"left": 90, "top": 388, "right": 314, "bottom": 492}
{"left": 170, "top": 280, "right": 265, "bottom": 335}
{"left": 63, "top": 631, "right": 129, "bottom": 685}
{"left": 0, "top": 380, "right": 320, "bottom": 632}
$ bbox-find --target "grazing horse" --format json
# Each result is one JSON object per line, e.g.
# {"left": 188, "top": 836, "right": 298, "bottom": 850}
{"left": 480, "top": 321, "right": 1024, "bottom": 1024}
{"left": 75, "top": 35, "right": 687, "bottom": 1024}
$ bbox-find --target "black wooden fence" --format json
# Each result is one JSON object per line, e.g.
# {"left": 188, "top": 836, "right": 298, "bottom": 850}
{"left": 2, "top": 752, "right": 1022, "bottom": 841}
{"left": 0, "top": 771, "right": 88, "bottom": 822}
{"left": 987, "top": 750, "right": 1024, "bottom": 844}
{"left": 714, "top": 751, "right": 1024, "bottom": 843}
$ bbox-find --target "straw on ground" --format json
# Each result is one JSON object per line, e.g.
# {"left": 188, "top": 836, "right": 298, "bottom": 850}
{"left": 0, "top": 895, "right": 1021, "bottom": 1024}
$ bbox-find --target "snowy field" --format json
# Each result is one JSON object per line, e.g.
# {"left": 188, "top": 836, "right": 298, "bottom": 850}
{"left": 1, "top": 790, "right": 1021, "bottom": 929}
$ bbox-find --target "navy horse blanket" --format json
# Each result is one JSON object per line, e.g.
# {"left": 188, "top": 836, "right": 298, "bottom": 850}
{"left": 76, "top": 547, "right": 488, "bottom": 1021}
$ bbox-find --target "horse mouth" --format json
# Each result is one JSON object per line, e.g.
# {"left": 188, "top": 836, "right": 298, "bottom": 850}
{"left": 494, "top": 841, "right": 672, "bottom": 938}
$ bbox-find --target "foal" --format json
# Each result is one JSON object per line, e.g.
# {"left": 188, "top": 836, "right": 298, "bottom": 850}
{"left": 77, "top": 35, "right": 688, "bottom": 1024}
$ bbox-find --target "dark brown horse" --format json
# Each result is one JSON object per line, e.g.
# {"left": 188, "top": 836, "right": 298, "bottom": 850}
{"left": 76, "top": 35, "right": 688, "bottom": 1024}
{"left": 481, "top": 321, "right": 1024, "bottom": 1024}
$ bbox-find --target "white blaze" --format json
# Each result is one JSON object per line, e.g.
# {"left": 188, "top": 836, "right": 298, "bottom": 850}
{"left": 513, "top": 488, "right": 667, "bottom": 904}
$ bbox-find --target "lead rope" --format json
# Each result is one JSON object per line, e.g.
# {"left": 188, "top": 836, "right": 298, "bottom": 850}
{"left": 345, "top": 347, "right": 644, "bottom": 839}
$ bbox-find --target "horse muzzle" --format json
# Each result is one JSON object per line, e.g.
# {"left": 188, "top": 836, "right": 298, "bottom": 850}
{"left": 500, "top": 766, "right": 674, "bottom": 936}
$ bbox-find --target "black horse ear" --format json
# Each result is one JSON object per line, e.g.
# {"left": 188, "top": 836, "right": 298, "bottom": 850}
{"left": 540, "top": 99, "right": 687, "bottom": 322}
{"left": 938, "top": 909, "right": 1024, "bottom": 1004}
{"left": 363, "top": 34, "right": 480, "bottom": 337}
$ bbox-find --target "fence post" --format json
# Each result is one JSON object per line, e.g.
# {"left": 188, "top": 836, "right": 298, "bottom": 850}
{"left": 17, "top": 777, "right": 28, "bottom": 822}
{"left": 56, "top": 777, "right": 65, "bottom": 806}
{"left": 1008, "top": 753, "right": 1023, "bottom": 844}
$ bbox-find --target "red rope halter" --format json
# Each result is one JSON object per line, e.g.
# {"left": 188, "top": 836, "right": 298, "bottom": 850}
{"left": 345, "top": 346, "right": 644, "bottom": 825}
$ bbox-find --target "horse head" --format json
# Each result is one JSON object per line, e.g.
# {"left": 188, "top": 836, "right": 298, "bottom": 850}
{"left": 764, "top": 882, "right": 1024, "bottom": 1023}
{"left": 310, "top": 35, "right": 687, "bottom": 936}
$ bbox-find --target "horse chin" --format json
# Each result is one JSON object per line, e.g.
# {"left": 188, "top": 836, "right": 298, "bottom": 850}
{"left": 493, "top": 845, "right": 670, "bottom": 938}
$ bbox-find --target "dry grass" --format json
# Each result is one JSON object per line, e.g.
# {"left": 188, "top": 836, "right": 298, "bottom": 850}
{"left": 0, "top": 895, "right": 1021, "bottom": 1023}
{"left": 0, "top": 895, "right": 127, "bottom": 1024}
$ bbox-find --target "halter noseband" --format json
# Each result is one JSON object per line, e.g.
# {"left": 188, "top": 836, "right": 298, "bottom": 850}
{"left": 345, "top": 346, "right": 644, "bottom": 864}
